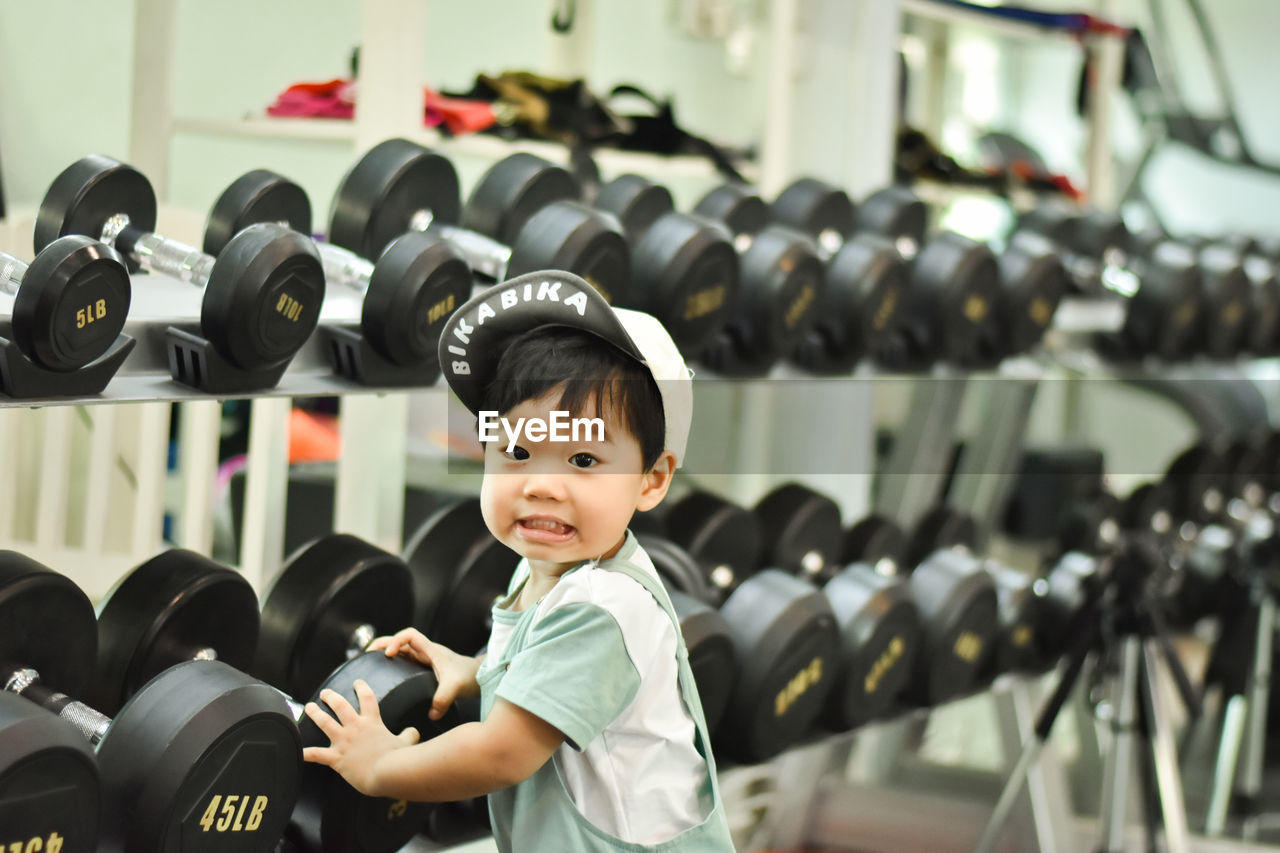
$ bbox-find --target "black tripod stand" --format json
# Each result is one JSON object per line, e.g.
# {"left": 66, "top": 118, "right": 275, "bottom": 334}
{"left": 975, "top": 538, "right": 1201, "bottom": 853}
{"left": 1195, "top": 513, "right": 1280, "bottom": 839}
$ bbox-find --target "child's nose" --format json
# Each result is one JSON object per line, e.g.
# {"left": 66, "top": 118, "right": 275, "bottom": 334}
{"left": 521, "top": 470, "right": 569, "bottom": 501}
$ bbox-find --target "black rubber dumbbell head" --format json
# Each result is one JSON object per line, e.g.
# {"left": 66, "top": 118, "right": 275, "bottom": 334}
{"left": 202, "top": 222, "right": 324, "bottom": 370}
{"left": 998, "top": 230, "right": 1068, "bottom": 355}
{"left": 204, "top": 169, "right": 314, "bottom": 256}
{"left": 901, "top": 232, "right": 1002, "bottom": 368}
{"left": 255, "top": 534, "right": 416, "bottom": 699}
{"left": 91, "top": 549, "right": 260, "bottom": 715}
{"left": 770, "top": 178, "right": 857, "bottom": 253}
{"left": 630, "top": 211, "right": 738, "bottom": 352}
{"left": 0, "top": 692, "right": 101, "bottom": 851}
{"left": 503, "top": 199, "right": 632, "bottom": 306}
{"left": 403, "top": 496, "right": 520, "bottom": 655}
{"left": 701, "top": 225, "right": 825, "bottom": 374}
{"left": 754, "top": 483, "right": 844, "bottom": 582}
{"left": 329, "top": 138, "right": 462, "bottom": 260}
{"left": 1117, "top": 240, "right": 1203, "bottom": 361}
{"left": 1196, "top": 243, "right": 1252, "bottom": 360}
{"left": 858, "top": 186, "right": 928, "bottom": 258}
{"left": 791, "top": 234, "right": 909, "bottom": 373}
{"left": 13, "top": 235, "right": 131, "bottom": 371}
{"left": 693, "top": 183, "right": 770, "bottom": 246}
{"left": 594, "top": 174, "right": 675, "bottom": 242}
{"left": 35, "top": 154, "right": 158, "bottom": 273}
{"left": 462, "top": 152, "right": 581, "bottom": 247}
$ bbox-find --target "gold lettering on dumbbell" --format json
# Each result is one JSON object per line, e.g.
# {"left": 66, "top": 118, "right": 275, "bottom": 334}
{"left": 774, "top": 656, "right": 824, "bottom": 717}
{"left": 784, "top": 281, "right": 817, "bottom": 330}
{"left": 1012, "top": 624, "right": 1033, "bottom": 648}
{"left": 388, "top": 799, "right": 409, "bottom": 820}
{"left": 865, "top": 636, "right": 906, "bottom": 694}
{"left": 198, "top": 795, "right": 269, "bottom": 832}
{"left": 275, "top": 293, "right": 305, "bottom": 322}
{"left": 873, "top": 287, "right": 899, "bottom": 332}
{"left": 2, "top": 835, "right": 63, "bottom": 853}
{"left": 427, "top": 293, "right": 456, "bottom": 325}
{"left": 684, "top": 285, "right": 726, "bottom": 321}
{"left": 1222, "top": 300, "right": 1244, "bottom": 328}
{"left": 75, "top": 298, "right": 108, "bottom": 329}
{"left": 963, "top": 294, "right": 989, "bottom": 323}
{"left": 1029, "top": 296, "right": 1053, "bottom": 328}
{"left": 953, "top": 631, "right": 983, "bottom": 664}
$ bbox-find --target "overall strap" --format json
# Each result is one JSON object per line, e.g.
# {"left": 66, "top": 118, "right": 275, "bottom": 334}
{"left": 594, "top": 561, "right": 723, "bottom": 785}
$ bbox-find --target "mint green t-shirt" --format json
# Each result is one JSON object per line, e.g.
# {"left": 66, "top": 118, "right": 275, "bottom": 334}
{"left": 477, "top": 531, "right": 734, "bottom": 852}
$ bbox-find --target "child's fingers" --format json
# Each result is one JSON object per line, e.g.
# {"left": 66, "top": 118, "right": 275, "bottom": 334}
{"left": 318, "top": 689, "right": 359, "bottom": 725}
{"left": 397, "top": 726, "right": 420, "bottom": 746}
{"left": 302, "top": 745, "right": 337, "bottom": 766}
{"left": 367, "top": 636, "right": 392, "bottom": 652}
{"left": 353, "top": 680, "right": 383, "bottom": 722}
{"left": 303, "top": 702, "right": 341, "bottom": 739}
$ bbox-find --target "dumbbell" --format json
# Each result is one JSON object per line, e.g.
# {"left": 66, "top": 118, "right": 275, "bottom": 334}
{"left": 91, "top": 540, "right": 453, "bottom": 853}
{"left": 0, "top": 690, "right": 100, "bottom": 852}
{"left": 911, "top": 506, "right": 1049, "bottom": 677}
{"left": 1218, "top": 239, "right": 1280, "bottom": 356}
{"left": 745, "top": 180, "right": 914, "bottom": 372}
{"left": 630, "top": 536, "right": 736, "bottom": 739}
{"left": 326, "top": 139, "right": 631, "bottom": 306}
{"left": 204, "top": 170, "right": 471, "bottom": 369}
{"left": 646, "top": 491, "right": 840, "bottom": 761}
{"left": 508, "top": 165, "right": 741, "bottom": 353}
{"left": 1187, "top": 242, "right": 1252, "bottom": 360}
{"left": 35, "top": 155, "right": 325, "bottom": 373}
{"left": 752, "top": 483, "right": 921, "bottom": 729}
{"left": 770, "top": 178, "right": 1047, "bottom": 367}
{"left": 843, "top": 509, "right": 999, "bottom": 702}
{"left": 1095, "top": 237, "right": 1205, "bottom": 362}
{"left": 660, "top": 488, "right": 764, "bottom": 604}
{"left": 0, "top": 236, "right": 130, "bottom": 371}
{"left": 0, "top": 550, "right": 301, "bottom": 853}
{"left": 1019, "top": 202, "right": 1131, "bottom": 294}
{"left": 677, "top": 183, "right": 826, "bottom": 374}
{"left": 402, "top": 494, "right": 521, "bottom": 656}
{"left": 1017, "top": 207, "right": 1203, "bottom": 361}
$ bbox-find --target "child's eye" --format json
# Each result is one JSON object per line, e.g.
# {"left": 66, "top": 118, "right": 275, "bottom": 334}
{"left": 570, "top": 452, "right": 598, "bottom": 469}
{"left": 504, "top": 446, "right": 530, "bottom": 461}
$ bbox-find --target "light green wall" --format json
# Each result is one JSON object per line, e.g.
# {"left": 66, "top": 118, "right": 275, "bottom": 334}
{"left": 0, "top": 0, "right": 137, "bottom": 214}
{"left": 2, "top": 0, "right": 766, "bottom": 225}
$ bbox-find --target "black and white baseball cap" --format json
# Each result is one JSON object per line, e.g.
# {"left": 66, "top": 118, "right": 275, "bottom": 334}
{"left": 438, "top": 271, "right": 694, "bottom": 466}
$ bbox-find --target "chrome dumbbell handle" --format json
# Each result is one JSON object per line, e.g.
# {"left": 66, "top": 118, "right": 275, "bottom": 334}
{"left": 317, "top": 243, "right": 376, "bottom": 293}
{"left": 102, "top": 214, "right": 216, "bottom": 288}
{"left": 0, "top": 251, "right": 28, "bottom": 296}
{"left": 5, "top": 667, "right": 111, "bottom": 746}
{"left": 409, "top": 209, "right": 511, "bottom": 281}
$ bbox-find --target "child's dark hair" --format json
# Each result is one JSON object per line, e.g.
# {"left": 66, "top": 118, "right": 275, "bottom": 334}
{"left": 480, "top": 326, "right": 666, "bottom": 470}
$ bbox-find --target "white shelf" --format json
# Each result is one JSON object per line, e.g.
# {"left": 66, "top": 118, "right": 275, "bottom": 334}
{"left": 900, "top": 0, "right": 1123, "bottom": 43}
{"left": 172, "top": 114, "right": 359, "bottom": 143}
{"left": 171, "top": 114, "right": 748, "bottom": 182}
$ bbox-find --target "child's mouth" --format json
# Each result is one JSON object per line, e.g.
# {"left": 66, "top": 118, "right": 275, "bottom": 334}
{"left": 517, "top": 517, "right": 576, "bottom": 543}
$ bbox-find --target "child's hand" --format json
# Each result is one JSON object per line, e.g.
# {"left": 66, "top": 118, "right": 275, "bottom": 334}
{"left": 369, "top": 628, "right": 483, "bottom": 720}
{"left": 302, "top": 679, "right": 420, "bottom": 796}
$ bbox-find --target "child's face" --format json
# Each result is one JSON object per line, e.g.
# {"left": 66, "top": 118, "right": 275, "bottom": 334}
{"left": 480, "top": 386, "right": 674, "bottom": 571}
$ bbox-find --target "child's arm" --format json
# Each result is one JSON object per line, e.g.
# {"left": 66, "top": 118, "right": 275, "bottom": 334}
{"left": 303, "top": 681, "right": 562, "bottom": 801}
{"left": 369, "top": 627, "right": 482, "bottom": 720}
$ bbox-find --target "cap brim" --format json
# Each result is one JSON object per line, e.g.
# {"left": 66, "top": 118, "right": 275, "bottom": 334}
{"left": 438, "top": 271, "right": 644, "bottom": 414}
